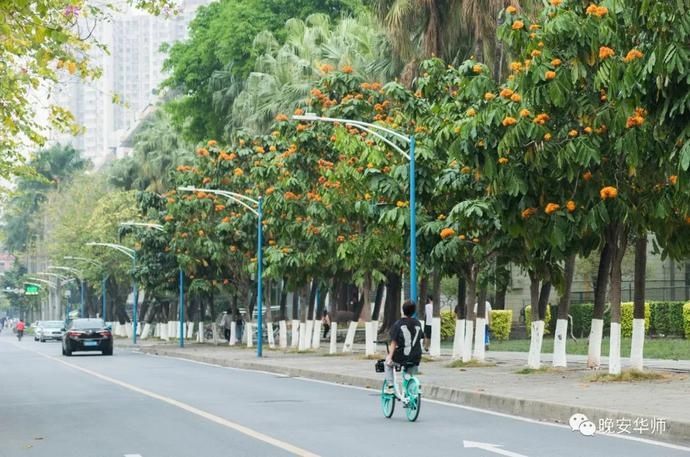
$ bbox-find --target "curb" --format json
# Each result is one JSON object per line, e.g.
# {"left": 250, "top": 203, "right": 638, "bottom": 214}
{"left": 137, "top": 347, "right": 690, "bottom": 446}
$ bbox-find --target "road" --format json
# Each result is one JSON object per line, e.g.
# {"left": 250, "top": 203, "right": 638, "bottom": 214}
{"left": 0, "top": 333, "right": 688, "bottom": 457}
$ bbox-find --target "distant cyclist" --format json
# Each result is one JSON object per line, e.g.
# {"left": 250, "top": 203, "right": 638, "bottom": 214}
{"left": 15, "top": 319, "right": 25, "bottom": 341}
{"left": 384, "top": 300, "right": 423, "bottom": 394}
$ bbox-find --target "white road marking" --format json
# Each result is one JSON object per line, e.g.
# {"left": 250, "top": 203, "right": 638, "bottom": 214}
{"left": 21, "top": 347, "right": 320, "bottom": 457}
{"left": 463, "top": 440, "right": 528, "bottom": 457}
{"left": 136, "top": 352, "right": 690, "bottom": 453}
{"left": 124, "top": 454, "right": 143, "bottom": 457}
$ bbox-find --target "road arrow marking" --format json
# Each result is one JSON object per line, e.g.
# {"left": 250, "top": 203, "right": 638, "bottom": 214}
{"left": 463, "top": 441, "right": 528, "bottom": 457}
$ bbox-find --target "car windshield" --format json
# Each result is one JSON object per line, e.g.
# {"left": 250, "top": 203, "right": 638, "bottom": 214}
{"left": 43, "top": 321, "right": 64, "bottom": 328}
{"left": 71, "top": 319, "right": 106, "bottom": 330}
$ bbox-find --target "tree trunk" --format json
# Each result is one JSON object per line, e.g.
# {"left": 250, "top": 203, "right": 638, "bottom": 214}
{"left": 473, "top": 285, "right": 488, "bottom": 361}
{"left": 418, "top": 274, "right": 428, "bottom": 317}
{"left": 494, "top": 257, "right": 509, "bottom": 310}
{"left": 308, "top": 280, "right": 317, "bottom": 322}
{"left": 278, "top": 281, "right": 288, "bottom": 321}
{"left": 291, "top": 289, "right": 299, "bottom": 320}
{"left": 527, "top": 273, "right": 545, "bottom": 369}
{"left": 608, "top": 224, "right": 628, "bottom": 375}
{"left": 359, "top": 272, "right": 372, "bottom": 322}
{"left": 588, "top": 241, "right": 613, "bottom": 368}
{"left": 630, "top": 235, "right": 647, "bottom": 371}
{"left": 456, "top": 275, "right": 466, "bottom": 318}
{"left": 371, "top": 282, "right": 385, "bottom": 321}
{"left": 462, "top": 264, "right": 477, "bottom": 362}
{"left": 554, "top": 254, "right": 576, "bottom": 367}
{"left": 381, "top": 272, "right": 401, "bottom": 335}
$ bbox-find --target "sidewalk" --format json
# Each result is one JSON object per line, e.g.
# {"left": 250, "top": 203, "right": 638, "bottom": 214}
{"left": 119, "top": 338, "right": 690, "bottom": 446}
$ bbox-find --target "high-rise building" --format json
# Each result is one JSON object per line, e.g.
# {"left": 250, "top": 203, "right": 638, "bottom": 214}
{"left": 50, "top": 1, "right": 209, "bottom": 166}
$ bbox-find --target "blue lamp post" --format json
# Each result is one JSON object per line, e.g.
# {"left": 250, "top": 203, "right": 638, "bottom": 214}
{"left": 293, "top": 113, "right": 417, "bottom": 304}
{"left": 120, "top": 221, "right": 186, "bottom": 348}
{"left": 64, "top": 256, "right": 107, "bottom": 321}
{"left": 178, "top": 186, "right": 264, "bottom": 357}
{"left": 86, "top": 242, "right": 138, "bottom": 343}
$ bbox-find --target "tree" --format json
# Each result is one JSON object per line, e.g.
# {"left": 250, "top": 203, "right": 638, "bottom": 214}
{"left": 0, "top": 0, "right": 175, "bottom": 178}
{"left": 162, "top": 0, "right": 363, "bottom": 142}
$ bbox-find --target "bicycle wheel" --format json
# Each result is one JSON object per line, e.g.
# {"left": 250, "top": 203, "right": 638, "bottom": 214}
{"left": 405, "top": 377, "right": 421, "bottom": 422}
{"left": 381, "top": 380, "right": 395, "bottom": 418}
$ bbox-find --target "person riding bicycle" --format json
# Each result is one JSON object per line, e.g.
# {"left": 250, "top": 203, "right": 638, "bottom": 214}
{"left": 15, "top": 319, "right": 25, "bottom": 340}
{"left": 384, "top": 300, "right": 423, "bottom": 395}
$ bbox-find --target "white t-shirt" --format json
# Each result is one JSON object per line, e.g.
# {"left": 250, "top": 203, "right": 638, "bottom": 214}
{"left": 473, "top": 301, "right": 492, "bottom": 321}
{"left": 425, "top": 302, "right": 433, "bottom": 325}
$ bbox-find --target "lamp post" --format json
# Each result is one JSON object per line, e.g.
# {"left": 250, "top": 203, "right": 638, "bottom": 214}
{"left": 86, "top": 242, "right": 138, "bottom": 344}
{"left": 177, "top": 186, "right": 264, "bottom": 357}
{"left": 33, "top": 272, "right": 74, "bottom": 319}
{"left": 64, "top": 257, "right": 108, "bottom": 322}
{"left": 120, "top": 221, "right": 185, "bottom": 348}
{"left": 48, "top": 266, "right": 84, "bottom": 317}
{"left": 293, "top": 113, "right": 417, "bottom": 304}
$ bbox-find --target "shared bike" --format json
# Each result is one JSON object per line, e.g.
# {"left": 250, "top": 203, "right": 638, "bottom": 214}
{"left": 375, "top": 341, "right": 421, "bottom": 422}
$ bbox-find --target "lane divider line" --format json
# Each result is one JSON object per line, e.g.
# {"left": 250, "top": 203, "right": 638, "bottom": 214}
{"left": 24, "top": 347, "right": 320, "bottom": 457}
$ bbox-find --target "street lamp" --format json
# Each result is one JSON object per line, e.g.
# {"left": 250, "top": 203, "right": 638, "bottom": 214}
{"left": 119, "top": 221, "right": 186, "bottom": 348}
{"left": 86, "top": 242, "right": 138, "bottom": 344}
{"left": 293, "top": 113, "right": 418, "bottom": 304}
{"left": 177, "top": 186, "right": 264, "bottom": 357}
{"left": 48, "top": 266, "right": 84, "bottom": 317}
{"left": 64, "top": 256, "right": 108, "bottom": 322}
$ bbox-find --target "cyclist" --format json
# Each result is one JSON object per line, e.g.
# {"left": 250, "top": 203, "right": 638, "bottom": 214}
{"left": 15, "top": 319, "right": 25, "bottom": 341}
{"left": 384, "top": 300, "right": 423, "bottom": 395}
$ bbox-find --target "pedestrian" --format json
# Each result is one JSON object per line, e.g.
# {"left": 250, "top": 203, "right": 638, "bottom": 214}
{"left": 236, "top": 313, "right": 244, "bottom": 343}
{"left": 474, "top": 299, "right": 493, "bottom": 351}
{"left": 423, "top": 295, "right": 433, "bottom": 352}
{"left": 221, "top": 310, "right": 232, "bottom": 342}
{"left": 321, "top": 310, "right": 331, "bottom": 339}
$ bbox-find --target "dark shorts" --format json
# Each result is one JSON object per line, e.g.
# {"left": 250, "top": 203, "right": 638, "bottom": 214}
{"left": 424, "top": 325, "right": 432, "bottom": 339}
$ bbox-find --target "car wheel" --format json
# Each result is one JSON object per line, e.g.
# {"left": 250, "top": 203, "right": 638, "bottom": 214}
{"left": 40, "top": 337, "right": 45, "bottom": 343}
{"left": 34, "top": 337, "right": 38, "bottom": 341}
{"left": 64, "top": 343, "right": 72, "bottom": 356}
{"left": 102, "top": 346, "right": 113, "bottom": 356}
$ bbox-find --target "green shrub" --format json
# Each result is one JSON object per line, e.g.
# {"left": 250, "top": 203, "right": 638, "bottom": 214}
{"left": 440, "top": 310, "right": 455, "bottom": 340}
{"left": 525, "top": 305, "right": 551, "bottom": 337}
{"left": 490, "top": 310, "right": 512, "bottom": 341}
{"left": 683, "top": 303, "right": 690, "bottom": 339}
{"left": 650, "top": 302, "right": 686, "bottom": 336}
{"left": 570, "top": 303, "right": 594, "bottom": 338}
{"left": 619, "top": 302, "right": 650, "bottom": 337}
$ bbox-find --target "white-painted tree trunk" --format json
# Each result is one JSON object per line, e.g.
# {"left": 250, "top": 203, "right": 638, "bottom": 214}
{"left": 290, "top": 320, "right": 299, "bottom": 348}
{"left": 211, "top": 323, "right": 219, "bottom": 345}
{"left": 141, "top": 323, "right": 151, "bottom": 340}
{"left": 197, "top": 323, "right": 203, "bottom": 343}
{"left": 451, "top": 319, "right": 465, "bottom": 359}
{"left": 430, "top": 317, "right": 442, "bottom": 357}
{"left": 462, "top": 320, "right": 474, "bottom": 362}
{"left": 154, "top": 323, "right": 160, "bottom": 338}
{"left": 472, "top": 318, "right": 486, "bottom": 361}
{"left": 167, "top": 321, "right": 174, "bottom": 339}
{"left": 552, "top": 319, "right": 568, "bottom": 368}
{"left": 187, "top": 322, "right": 194, "bottom": 339}
{"left": 364, "top": 321, "right": 375, "bottom": 356}
{"left": 527, "top": 320, "right": 545, "bottom": 369}
{"left": 267, "top": 322, "right": 276, "bottom": 348}
{"left": 305, "top": 320, "right": 314, "bottom": 349}
{"left": 630, "top": 318, "right": 645, "bottom": 371}
{"left": 609, "top": 322, "right": 622, "bottom": 375}
{"left": 279, "top": 320, "right": 288, "bottom": 348}
{"left": 311, "top": 321, "right": 322, "bottom": 349}
{"left": 160, "top": 323, "right": 168, "bottom": 341}
{"left": 298, "top": 322, "right": 308, "bottom": 351}
{"left": 246, "top": 323, "right": 253, "bottom": 348}
{"left": 229, "top": 321, "right": 237, "bottom": 345}
{"left": 342, "top": 321, "right": 357, "bottom": 353}
{"left": 587, "top": 318, "right": 604, "bottom": 369}
{"left": 329, "top": 322, "right": 338, "bottom": 354}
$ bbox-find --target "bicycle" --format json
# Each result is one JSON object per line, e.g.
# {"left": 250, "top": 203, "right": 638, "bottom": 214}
{"left": 375, "top": 341, "right": 421, "bottom": 422}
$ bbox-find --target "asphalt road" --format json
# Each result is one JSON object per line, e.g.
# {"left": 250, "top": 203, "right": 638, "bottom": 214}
{"left": 1, "top": 333, "right": 688, "bottom": 457}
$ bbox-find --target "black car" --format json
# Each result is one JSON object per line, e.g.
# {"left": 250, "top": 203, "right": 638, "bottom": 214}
{"left": 62, "top": 318, "right": 113, "bottom": 356}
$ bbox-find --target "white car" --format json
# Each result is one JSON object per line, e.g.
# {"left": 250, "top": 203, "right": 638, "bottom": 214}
{"left": 35, "top": 320, "right": 65, "bottom": 342}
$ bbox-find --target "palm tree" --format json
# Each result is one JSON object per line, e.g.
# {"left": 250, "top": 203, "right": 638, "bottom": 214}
{"left": 219, "top": 13, "right": 395, "bottom": 135}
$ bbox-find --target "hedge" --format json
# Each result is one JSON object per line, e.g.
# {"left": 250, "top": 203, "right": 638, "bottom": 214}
{"left": 490, "top": 310, "right": 512, "bottom": 341}
{"left": 569, "top": 303, "right": 594, "bottom": 338}
{"left": 438, "top": 309, "right": 512, "bottom": 341}
{"left": 619, "top": 302, "right": 651, "bottom": 337}
{"left": 524, "top": 305, "right": 551, "bottom": 337}
{"left": 684, "top": 303, "right": 690, "bottom": 339}
{"left": 649, "top": 301, "right": 685, "bottom": 336}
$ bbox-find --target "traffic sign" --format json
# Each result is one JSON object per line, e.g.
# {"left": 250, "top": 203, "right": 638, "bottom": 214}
{"left": 24, "top": 284, "right": 40, "bottom": 295}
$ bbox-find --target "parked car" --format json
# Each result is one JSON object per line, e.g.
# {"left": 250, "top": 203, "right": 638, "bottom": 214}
{"left": 36, "top": 320, "right": 65, "bottom": 342}
{"left": 62, "top": 318, "right": 113, "bottom": 356}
